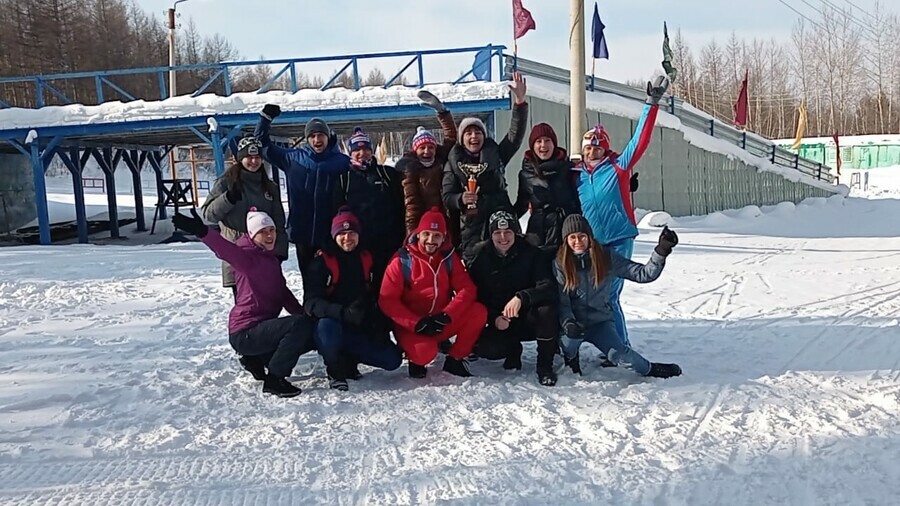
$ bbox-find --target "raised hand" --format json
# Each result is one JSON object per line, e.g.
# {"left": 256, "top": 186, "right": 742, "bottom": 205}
{"left": 510, "top": 71, "right": 527, "bottom": 104}
{"left": 172, "top": 208, "right": 208, "bottom": 238}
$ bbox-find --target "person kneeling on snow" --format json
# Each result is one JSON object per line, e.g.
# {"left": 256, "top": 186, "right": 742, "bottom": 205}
{"left": 467, "top": 210, "right": 560, "bottom": 386}
{"left": 379, "top": 207, "right": 487, "bottom": 378}
{"left": 303, "top": 207, "right": 403, "bottom": 392}
{"left": 172, "top": 208, "right": 314, "bottom": 398}
{"left": 555, "top": 214, "right": 682, "bottom": 379}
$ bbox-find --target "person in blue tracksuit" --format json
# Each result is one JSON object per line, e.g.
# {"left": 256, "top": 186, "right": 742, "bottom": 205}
{"left": 573, "top": 75, "right": 669, "bottom": 347}
{"left": 254, "top": 104, "right": 351, "bottom": 272}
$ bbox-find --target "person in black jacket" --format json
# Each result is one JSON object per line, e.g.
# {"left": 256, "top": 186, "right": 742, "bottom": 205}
{"left": 303, "top": 208, "right": 402, "bottom": 391}
{"left": 333, "top": 126, "right": 406, "bottom": 275}
{"left": 467, "top": 210, "right": 560, "bottom": 386}
{"left": 442, "top": 71, "right": 529, "bottom": 263}
{"left": 514, "top": 123, "right": 581, "bottom": 257}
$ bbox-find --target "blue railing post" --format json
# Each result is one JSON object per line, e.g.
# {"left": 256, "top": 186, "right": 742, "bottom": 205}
{"left": 158, "top": 71, "right": 168, "bottom": 100}
{"left": 35, "top": 79, "right": 44, "bottom": 108}
{"left": 709, "top": 119, "right": 715, "bottom": 137}
{"left": 95, "top": 76, "right": 104, "bottom": 103}
{"left": 352, "top": 58, "right": 360, "bottom": 90}
{"left": 417, "top": 54, "right": 424, "bottom": 87}
{"left": 223, "top": 66, "right": 232, "bottom": 96}
{"left": 210, "top": 124, "right": 226, "bottom": 177}
{"left": 770, "top": 144, "right": 776, "bottom": 163}
{"left": 290, "top": 63, "right": 298, "bottom": 92}
{"left": 29, "top": 139, "right": 51, "bottom": 245}
{"left": 794, "top": 153, "right": 799, "bottom": 170}
{"left": 487, "top": 44, "right": 493, "bottom": 81}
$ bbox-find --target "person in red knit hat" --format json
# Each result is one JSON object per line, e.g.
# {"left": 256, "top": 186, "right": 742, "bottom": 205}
{"left": 379, "top": 206, "right": 487, "bottom": 378}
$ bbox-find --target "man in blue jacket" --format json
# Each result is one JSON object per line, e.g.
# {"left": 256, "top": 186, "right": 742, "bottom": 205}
{"left": 573, "top": 75, "right": 669, "bottom": 347}
{"left": 255, "top": 104, "right": 351, "bottom": 272}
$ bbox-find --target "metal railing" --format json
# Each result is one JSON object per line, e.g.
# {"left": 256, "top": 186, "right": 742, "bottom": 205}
{"left": 0, "top": 45, "right": 506, "bottom": 109}
{"left": 508, "top": 57, "right": 834, "bottom": 183}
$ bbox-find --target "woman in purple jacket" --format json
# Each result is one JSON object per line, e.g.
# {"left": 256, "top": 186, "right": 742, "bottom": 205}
{"left": 173, "top": 208, "right": 314, "bottom": 398}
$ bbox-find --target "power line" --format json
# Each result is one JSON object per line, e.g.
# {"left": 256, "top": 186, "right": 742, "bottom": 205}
{"left": 817, "top": 0, "right": 878, "bottom": 40}
{"left": 837, "top": 0, "right": 879, "bottom": 21}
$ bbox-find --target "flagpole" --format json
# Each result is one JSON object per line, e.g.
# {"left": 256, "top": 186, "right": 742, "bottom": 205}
{"left": 570, "top": 0, "right": 586, "bottom": 157}
{"left": 591, "top": 57, "right": 596, "bottom": 92}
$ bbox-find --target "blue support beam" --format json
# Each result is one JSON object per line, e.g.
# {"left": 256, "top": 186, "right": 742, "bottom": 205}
{"left": 191, "top": 68, "right": 226, "bottom": 98}
{"left": 121, "top": 150, "right": 148, "bottom": 232}
{"left": 148, "top": 152, "right": 167, "bottom": 220}
{"left": 100, "top": 77, "right": 136, "bottom": 101}
{"left": 91, "top": 148, "right": 122, "bottom": 239}
{"left": 56, "top": 147, "right": 89, "bottom": 243}
{"left": 210, "top": 125, "right": 226, "bottom": 177}
{"left": 28, "top": 139, "right": 52, "bottom": 245}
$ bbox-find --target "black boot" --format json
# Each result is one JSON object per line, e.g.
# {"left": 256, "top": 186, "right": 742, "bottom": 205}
{"left": 647, "top": 362, "right": 682, "bottom": 379}
{"left": 239, "top": 355, "right": 267, "bottom": 381}
{"left": 600, "top": 358, "right": 617, "bottom": 368}
{"left": 262, "top": 375, "right": 302, "bottom": 398}
{"left": 502, "top": 343, "right": 523, "bottom": 370}
{"left": 443, "top": 356, "right": 473, "bottom": 377}
{"left": 408, "top": 362, "right": 427, "bottom": 379}
{"left": 564, "top": 353, "right": 582, "bottom": 375}
{"left": 536, "top": 339, "right": 557, "bottom": 386}
{"left": 327, "top": 365, "right": 349, "bottom": 391}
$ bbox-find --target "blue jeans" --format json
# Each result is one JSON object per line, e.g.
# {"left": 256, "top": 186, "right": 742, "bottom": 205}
{"left": 560, "top": 320, "right": 651, "bottom": 375}
{"left": 314, "top": 318, "right": 403, "bottom": 372}
{"left": 605, "top": 238, "right": 634, "bottom": 347}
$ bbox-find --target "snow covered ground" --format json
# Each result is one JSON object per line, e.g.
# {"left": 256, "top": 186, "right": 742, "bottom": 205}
{"left": 2, "top": 182, "right": 900, "bottom": 504}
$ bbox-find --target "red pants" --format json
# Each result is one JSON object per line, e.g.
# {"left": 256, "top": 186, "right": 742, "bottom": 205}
{"left": 395, "top": 303, "right": 487, "bottom": 366}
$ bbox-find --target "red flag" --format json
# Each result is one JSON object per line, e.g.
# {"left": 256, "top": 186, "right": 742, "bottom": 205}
{"left": 833, "top": 133, "right": 842, "bottom": 175}
{"left": 733, "top": 70, "right": 749, "bottom": 128}
{"left": 512, "top": 0, "right": 536, "bottom": 39}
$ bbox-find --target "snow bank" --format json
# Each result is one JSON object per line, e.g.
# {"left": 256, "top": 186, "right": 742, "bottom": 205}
{"left": 638, "top": 210, "right": 671, "bottom": 227}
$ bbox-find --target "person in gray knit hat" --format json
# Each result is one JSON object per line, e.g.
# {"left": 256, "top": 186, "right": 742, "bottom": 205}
{"left": 554, "top": 214, "right": 683, "bottom": 379}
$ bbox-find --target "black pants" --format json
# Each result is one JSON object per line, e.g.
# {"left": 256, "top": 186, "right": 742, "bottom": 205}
{"left": 229, "top": 314, "right": 315, "bottom": 378}
{"left": 475, "top": 306, "right": 558, "bottom": 368}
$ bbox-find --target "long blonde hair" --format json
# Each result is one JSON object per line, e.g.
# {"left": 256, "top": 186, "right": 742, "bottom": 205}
{"left": 556, "top": 236, "right": 609, "bottom": 292}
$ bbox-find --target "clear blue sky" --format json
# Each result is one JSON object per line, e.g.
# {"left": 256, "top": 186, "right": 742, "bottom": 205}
{"left": 136, "top": 0, "right": 884, "bottom": 83}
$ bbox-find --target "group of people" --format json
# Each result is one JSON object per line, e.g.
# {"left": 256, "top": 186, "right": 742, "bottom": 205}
{"left": 172, "top": 72, "right": 683, "bottom": 398}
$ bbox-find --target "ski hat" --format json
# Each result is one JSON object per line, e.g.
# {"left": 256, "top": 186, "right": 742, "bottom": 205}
{"left": 561, "top": 214, "right": 594, "bottom": 240}
{"left": 246, "top": 207, "right": 276, "bottom": 238}
{"left": 488, "top": 209, "right": 521, "bottom": 234}
{"left": 236, "top": 136, "right": 262, "bottom": 160}
{"left": 415, "top": 206, "right": 447, "bottom": 236}
{"left": 304, "top": 118, "right": 330, "bottom": 139}
{"left": 331, "top": 206, "right": 361, "bottom": 238}
{"left": 412, "top": 126, "right": 437, "bottom": 152}
{"left": 582, "top": 124, "right": 611, "bottom": 151}
{"left": 529, "top": 123, "right": 558, "bottom": 151}
{"left": 347, "top": 127, "right": 372, "bottom": 153}
{"left": 457, "top": 117, "right": 487, "bottom": 144}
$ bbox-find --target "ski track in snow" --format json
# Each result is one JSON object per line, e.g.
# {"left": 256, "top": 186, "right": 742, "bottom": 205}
{"left": 2, "top": 196, "right": 900, "bottom": 504}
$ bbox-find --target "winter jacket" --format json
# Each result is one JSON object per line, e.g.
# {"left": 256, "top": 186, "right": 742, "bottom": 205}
{"left": 332, "top": 160, "right": 406, "bottom": 267}
{"left": 379, "top": 239, "right": 478, "bottom": 332}
{"left": 554, "top": 249, "right": 666, "bottom": 329}
{"left": 513, "top": 148, "right": 580, "bottom": 253}
{"left": 397, "top": 110, "right": 458, "bottom": 233}
{"left": 575, "top": 103, "right": 659, "bottom": 245}
{"left": 442, "top": 102, "right": 529, "bottom": 259}
{"left": 200, "top": 229, "right": 303, "bottom": 334}
{"left": 467, "top": 237, "right": 556, "bottom": 321}
{"left": 254, "top": 116, "right": 350, "bottom": 248}
{"left": 201, "top": 167, "right": 288, "bottom": 287}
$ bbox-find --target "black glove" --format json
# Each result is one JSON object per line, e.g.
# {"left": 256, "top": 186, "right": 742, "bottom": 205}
{"left": 342, "top": 298, "right": 369, "bottom": 327}
{"left": 172, "top": 208, "right": 208, "bottom": 238}
{"left": 630, "top": 172, "right": 639, "bottom": 192}
{"left": 563, "top": 320, "right": 584, "bottom": 339}
{"left": 415, "top": 316, "right": 441, "bottom": 337}
{"left": 416, "top": 90, "right": 447, "bottom": 113}
{"left": 260, "top": 104, "right": 281, "bottom": 121}
{"left": 655, "top": 226, "right": 679, "bottom": 257}
{"left": 225, "top": 184, "right": 242, "bottom": 204}
{"left": 646, "top": 75, "right": 670, "bottom": 106}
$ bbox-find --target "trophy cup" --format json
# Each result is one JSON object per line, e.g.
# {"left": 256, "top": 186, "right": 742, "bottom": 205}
{"left": 458, "top": 162, "right": 488, "bottom": 216}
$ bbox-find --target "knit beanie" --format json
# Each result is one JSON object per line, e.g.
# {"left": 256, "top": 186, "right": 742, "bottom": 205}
{"left": 236, "top": 136, "right": 261, "bottom": 160}
{"left": 457, "top": 117, "right": 487, "bottom": 144}
{"left": 488, "top": 209, "right": 521, "bottom": 234}
{"left": 246, "top": 207, "right": 276, "bottom": 238}
{"left": 415, "top": 206, "right": 448, "bottom": 236}
{"left": 331, "top": 206, "right": 361, "bottom": 238}
{"left": 561, "top": 214, "right": 594, "bottom": 240}
{"left": 304, "top": 118, "right": 330, "bottom": 139}
{"left": 528, "top": 123, "right": 558, "bottom": 151}
{"left": 582, "top": 124, "right": 611, "bottom": 151}
{"left": 347, "top": 127, "right": 372, "bottom": 153}
{"left": 412, "top": 126, "right": 437, "bottom": 151}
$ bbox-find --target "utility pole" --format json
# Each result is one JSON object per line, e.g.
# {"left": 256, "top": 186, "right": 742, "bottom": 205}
{"left": 168, "top": 0, "right": 189, "bottom": 181}
{"left": 569, "top": 0, "right": 586, "bottom": 157}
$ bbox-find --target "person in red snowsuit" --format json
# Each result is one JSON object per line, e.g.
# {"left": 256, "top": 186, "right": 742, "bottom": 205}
{"left": 379, "top": 207, "right": 487, "bottom": 379}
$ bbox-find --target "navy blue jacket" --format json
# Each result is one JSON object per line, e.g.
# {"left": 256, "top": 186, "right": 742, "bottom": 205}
{"left": 255, "top": 117, "right": 350, "bottom": 248}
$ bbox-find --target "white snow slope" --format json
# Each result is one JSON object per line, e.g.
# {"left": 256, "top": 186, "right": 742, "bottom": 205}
{"left": 2, "top": 193, "right": 900, "bottom": 504}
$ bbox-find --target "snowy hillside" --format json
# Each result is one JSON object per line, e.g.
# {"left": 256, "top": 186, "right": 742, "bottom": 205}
{"left": 2, "top": 185, "right": 900, "bottom": 504}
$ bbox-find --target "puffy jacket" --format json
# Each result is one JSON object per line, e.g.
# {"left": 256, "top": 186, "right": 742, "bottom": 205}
{"left": 575, "top": 103, "right": 659, "bottom": 245}
{"left": 332, "top": 161, "right": 406, "bottom": 266}
{"left": 254, "top": 116, "right": 350, "bottom": 248}
{"left": 442, "top": 102, "right": 529, "bottom": 260}
{"left": 397, "top": 110, "right": 458, "bottom": 233}
{"left": 554, "top": 249, "right": 666, "bottom": 329}
{"left": 379, "top": 239, "right": 477, "bottom": 332}
{"left": 201, "top": 166, "right": 288, "bottom": 287}
{"left": 514, "top": 148, "right": 580, "bottom": 253}
{"left": 200, "top": 229, "right": 303, "bottom": 334}
{"left": 466, "top": 237, "right": 556, "bottom": 321}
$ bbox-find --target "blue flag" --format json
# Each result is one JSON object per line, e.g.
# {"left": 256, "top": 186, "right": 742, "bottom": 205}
{"left": 472, "top": 48, "right": 492, "bottom": 81}
{"left": 591, "top": 2, "right": 609, "bottom": 59}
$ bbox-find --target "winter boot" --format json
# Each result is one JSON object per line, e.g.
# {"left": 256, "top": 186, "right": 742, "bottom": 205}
{"left": 564, "top": 353, "right": 582, "bottom": 376}
{"left": 262, "top": 375, "right": 302, "bottom": 398}
{"left": 536, "top": 340, "right": 557, "bottom": 386}
{"left": 503, "top": 352, "right": 523, "bottom": 371}
{"left": 239, "top": 355, "right": 267, "bottom": 381}
{"left": 327, "top": 365, "right": 349, "bottom": 391}
{"left": 408, "top": 363, "right": 428, "bottom": 379}
{"left": 443, "top": 356, "right": 473, "bottom": 377}
{"left": 647, "top": 363, "right": 682, "bottom": 379}
{"left": 329, "top": 377, "right": 349, "bottom": 391}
